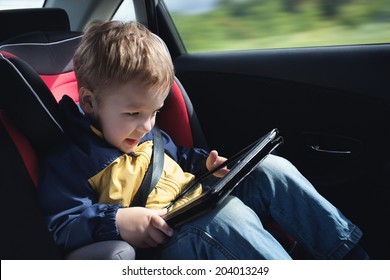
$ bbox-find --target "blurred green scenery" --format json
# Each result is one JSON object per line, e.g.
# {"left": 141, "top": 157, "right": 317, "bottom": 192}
{"left": 168, "top": 0, "right": 390, "bottom": 52}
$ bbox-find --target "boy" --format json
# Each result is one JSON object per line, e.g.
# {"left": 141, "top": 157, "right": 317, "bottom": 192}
{"left": 38, "top": 20, "right": 368, "bottom": 259}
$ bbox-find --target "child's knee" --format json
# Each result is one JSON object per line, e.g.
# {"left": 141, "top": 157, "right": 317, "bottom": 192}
{"left": 253, "top": 154, "right": 300, "bottom": 181}
{"left": 262, "top": 154, "right": 295, "bottom": 172}
{"left": 254, "top": 154, "right": 314, "bottom": 194}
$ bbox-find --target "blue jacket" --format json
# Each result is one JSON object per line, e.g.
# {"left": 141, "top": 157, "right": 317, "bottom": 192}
{"left": 37, "top": 95, "right": 209, "bottom": 252}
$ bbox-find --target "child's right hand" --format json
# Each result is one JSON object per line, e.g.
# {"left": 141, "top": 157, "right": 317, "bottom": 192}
{"left": 116, "top": 207, "right": 174, "bottom": 248}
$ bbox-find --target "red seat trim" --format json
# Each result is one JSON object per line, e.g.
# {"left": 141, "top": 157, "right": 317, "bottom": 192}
{"left": 0, "top": 51, "right": 16, "bottom": 58}
{"left": 0, "top": 111, "right": 39, "bottom": 187}
{"left": 158, "top": 80, "right": 193, "bottom": 147}
{"left": 40, "top": 71, "right": 79, "bottom": 102}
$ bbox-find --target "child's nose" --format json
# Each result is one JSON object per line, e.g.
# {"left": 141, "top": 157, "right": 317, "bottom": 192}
{"left": 138, "top": 119, "right": 153, "bottom": 133}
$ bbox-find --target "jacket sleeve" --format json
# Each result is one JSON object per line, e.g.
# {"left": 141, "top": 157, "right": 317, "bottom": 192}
{"left": 37, "top": 146, "right": 122, "bottom": 253}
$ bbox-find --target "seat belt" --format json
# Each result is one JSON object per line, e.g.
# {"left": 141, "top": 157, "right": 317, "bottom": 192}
{"left": 130, "top": 126, "right": 164, "bottom": 207}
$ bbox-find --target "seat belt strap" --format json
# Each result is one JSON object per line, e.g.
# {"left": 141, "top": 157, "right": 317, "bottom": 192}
{"left": 130, "top": 126, "right": 164, "bottom": 207}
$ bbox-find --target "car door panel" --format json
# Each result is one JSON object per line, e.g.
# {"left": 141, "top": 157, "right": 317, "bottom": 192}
{"left": 172, "top": 44, "right": 390, "bottom": 259}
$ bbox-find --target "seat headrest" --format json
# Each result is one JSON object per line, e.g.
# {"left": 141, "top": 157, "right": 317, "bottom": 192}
{"left": 0, "top": 8, "right": 70, "bottom": 42}
{"left": 0, "top": 31, "right": 82, "bottom": 102}
{"left": 0, "top": 32, "right": 82, "bottom": 74}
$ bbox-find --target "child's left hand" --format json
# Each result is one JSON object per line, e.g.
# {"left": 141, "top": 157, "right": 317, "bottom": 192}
{"left": 206, "top": 150, "right": 229, "bottom": 178}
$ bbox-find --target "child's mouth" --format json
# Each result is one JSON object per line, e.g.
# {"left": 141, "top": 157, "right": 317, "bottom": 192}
{"left": 125, "top": 138, "right": 139, "bottom": 146}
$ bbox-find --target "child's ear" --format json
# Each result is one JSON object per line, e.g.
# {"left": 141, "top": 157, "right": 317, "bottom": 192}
{"left": 79, "top": 87, "right": 95, "bottom": 114}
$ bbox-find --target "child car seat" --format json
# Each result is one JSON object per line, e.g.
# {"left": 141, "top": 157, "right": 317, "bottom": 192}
{"left": 0, "top": 50, "right": 136, "bottom": 260}
{"left": 0, "top": 8, "right": 207, "bottom": 259}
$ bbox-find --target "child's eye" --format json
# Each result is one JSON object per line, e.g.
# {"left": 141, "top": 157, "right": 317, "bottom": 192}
{"left": 126, "top": 112, "right": 138, "bottom": 116}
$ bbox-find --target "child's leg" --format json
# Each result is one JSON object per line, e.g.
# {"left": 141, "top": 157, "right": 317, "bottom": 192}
{"left": 159, "top": 195, "right": 292, "bottom": 260}
{"left": 232, "top": 154, "right": 363, "bottom": 259}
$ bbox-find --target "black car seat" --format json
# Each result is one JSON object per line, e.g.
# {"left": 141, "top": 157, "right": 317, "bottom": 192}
{"left": 0, "top": 8, "right": 207, "bottom": 260}
{"left": 0, "top": 110, "right": 62, "bottom": 259}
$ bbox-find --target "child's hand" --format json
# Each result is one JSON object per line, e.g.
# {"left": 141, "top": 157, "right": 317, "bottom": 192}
{"left": 116, "top": 207, "right": 174, "bottom": 248}
{"left": 206, "top": 150, "right": 229, "bottom": 178}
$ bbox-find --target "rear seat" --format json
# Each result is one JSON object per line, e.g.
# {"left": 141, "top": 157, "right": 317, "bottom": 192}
{"left": 0, "top": 8, "right": 71, "bottom": 42}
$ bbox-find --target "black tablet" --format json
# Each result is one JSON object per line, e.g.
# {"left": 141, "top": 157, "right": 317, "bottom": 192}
{"left": 164, "top": 128, "right": 283, "bottom": 228}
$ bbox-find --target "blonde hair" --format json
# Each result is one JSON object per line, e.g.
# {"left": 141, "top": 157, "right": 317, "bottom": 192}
{"left": 73, "top": 20, "right": 174, "bottom": 100}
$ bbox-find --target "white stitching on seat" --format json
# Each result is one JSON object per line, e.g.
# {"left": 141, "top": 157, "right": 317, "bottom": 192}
{"left": 0, "top": 35, "right": 83, "bottom": 49}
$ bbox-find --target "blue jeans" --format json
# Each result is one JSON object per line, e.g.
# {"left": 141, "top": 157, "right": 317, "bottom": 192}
{"left": 158, "top": 155, "right": 362, "bottom": 260}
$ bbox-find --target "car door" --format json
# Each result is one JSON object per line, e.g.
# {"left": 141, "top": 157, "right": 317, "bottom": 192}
{"left": 137, "top": 0, "right": 390, "bottom": 259}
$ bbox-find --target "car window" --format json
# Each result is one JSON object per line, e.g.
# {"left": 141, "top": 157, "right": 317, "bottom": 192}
{"left": 164, "top": 0, "right": 390, "bottom": 52}
{"left": 0, "top": 0, "right": 44, "bottom": 9}
{"left": 112, "top": 0, "right": 136, "bottom": 21}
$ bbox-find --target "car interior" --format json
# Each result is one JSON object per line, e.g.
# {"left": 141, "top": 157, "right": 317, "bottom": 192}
{"left": 0, "top": 0, "right": 389, "bottom": 260}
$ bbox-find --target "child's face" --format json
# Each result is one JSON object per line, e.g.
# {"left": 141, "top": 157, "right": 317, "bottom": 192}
{"left": 82, "top": 81, "right": 167, "bottom": 154}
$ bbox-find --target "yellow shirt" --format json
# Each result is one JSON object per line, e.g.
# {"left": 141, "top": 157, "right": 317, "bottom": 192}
{"left": 88, "top": 141, "right": 202, "bottom": 210}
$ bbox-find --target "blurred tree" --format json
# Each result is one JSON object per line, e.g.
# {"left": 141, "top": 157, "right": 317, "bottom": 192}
{"left": 318, "top": 0, "right": 348, "bottom": 18}
{"left": 282, "top": 0, "right": 300, "bottom": 13}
